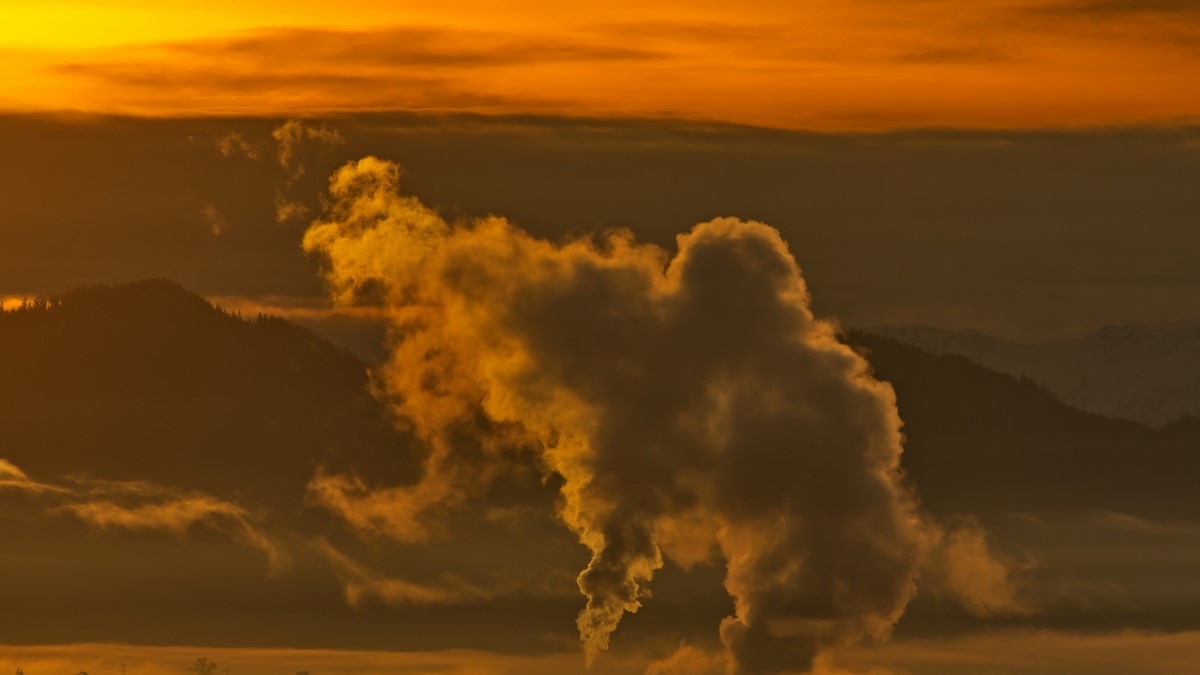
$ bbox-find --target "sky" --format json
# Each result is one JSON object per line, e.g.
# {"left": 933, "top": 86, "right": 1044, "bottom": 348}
{"left": 4, "top": 0, "right": 1200, "bottom": 129}
{"left": 2, "top": 3, "right": 1200, "bottom": 675}
{"left": 1, "top": 114, "right": 1197, "bottom": 343}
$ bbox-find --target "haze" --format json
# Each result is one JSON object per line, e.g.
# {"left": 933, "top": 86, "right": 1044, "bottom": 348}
{"left": 2, "top": 2, "right": 1199, "bottom": 675}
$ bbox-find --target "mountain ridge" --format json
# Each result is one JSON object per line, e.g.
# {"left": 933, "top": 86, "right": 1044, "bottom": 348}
{"left": 0, "top": 279, "right": 418, "bottom": 509}
{"left": 868, "top": 323, "right": 1200, "bottom": 428}
{"left": 2, "top": 280, "right": 1192, "bottom": 520}
{"left": 1, "top": 280, "right": 1196, "bottom": 648}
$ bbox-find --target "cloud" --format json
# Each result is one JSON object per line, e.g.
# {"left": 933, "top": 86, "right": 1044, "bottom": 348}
{"left": 922, "top": 518, "right": 1035, "bottom": 617}
{"left": 1031, "top": 0, "right": 1200, "bottom": 16}
{"left": 0, "top": 458, "right": 71, "bottom": 495}
{"left": 174, "top": 26, "right": 662, "bottom": 70}
{"left": 890, "top": 45, "right": 1012, "bottom": 65}
{"left": 271, "top": 119, "right": 343, "bottom": 180}
{"left": 1083, "top": 509, "right": 1200, "bottom": 536}
{"left": 0, "top": 458, "right": 25, "bottom": 480}
{"left": 302, "top": 157, "right": 1027, "bottom": 673}
{"left": 58, "top": 492, "right": 288, "bottom": 574}
{"left": 213, "top": 119, "right": 345, "bottom": 224}
{"left": 204, "top": 293, "right": 390, "bottom": 322}
{"left": 270, "top": 120, "right": 342, "bottom": 223}
{"left": 0, "top": 459, "right": 286, "bottom": 572}
{"left": 216, "top": 131, "right": 261, "bottom": 160}
{"left": 47, "top": 26, "right": 649, "bottom": 118}
{"left": 275, "top": 193, "right": 311, "bottom": 223}
{"left": 1013, "top": 0, "right": 1200, "bottom": 55}
{"left": 200, "top": 203, "right": 228, "bottom": 236}
{"left": 307, "top": 468, "right": 461, "bottom": 543}
{"left": 11, "top": 7, "right": 1200, "bottom": 128}
{"left": 316, "top": 539, "right": 494, "bottom": 607}
{"left": 644, "top": 643, "right": 724, "bottom": 675}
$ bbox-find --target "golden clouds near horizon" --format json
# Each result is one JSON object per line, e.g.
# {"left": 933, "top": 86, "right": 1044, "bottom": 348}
{"left": 3, "top": 0, "right": 1199, "bottom": 129}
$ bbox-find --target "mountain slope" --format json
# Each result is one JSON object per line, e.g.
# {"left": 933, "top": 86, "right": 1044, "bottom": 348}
{"left": 1, "top": 281, "right": 1197, "bottom": 649}
{"left": 869, "top": 324, "right": 1200, "bottom": 428}
{"left": 0, "top": 279, "right": 418, "bottom": 509}
{"left": 3, "top": 281, "right": 1192, "bottom": 521}
{"left": 847, "top": 331, "right": 1197, "bottom": 518}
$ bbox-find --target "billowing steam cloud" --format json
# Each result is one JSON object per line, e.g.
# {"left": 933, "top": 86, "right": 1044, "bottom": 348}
{"left": 302, "top": 157, "right": 1027, "bottom": 673}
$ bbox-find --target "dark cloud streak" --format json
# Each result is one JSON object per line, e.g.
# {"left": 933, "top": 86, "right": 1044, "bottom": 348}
{"left": 1030, "top": 0, "right": 1200, "bottom": 16}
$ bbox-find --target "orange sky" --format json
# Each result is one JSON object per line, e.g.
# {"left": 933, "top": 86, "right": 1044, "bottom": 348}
{"left": 4, "top": 0, "right": 1200, "bottom": 129}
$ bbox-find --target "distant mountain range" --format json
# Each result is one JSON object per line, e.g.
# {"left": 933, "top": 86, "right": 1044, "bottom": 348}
{"left": 867, "top": 324, "right": 1200, "bottom": 428}
{"left": 1, "top": 280, "right": 1196, "bottom": 647}
{"left": 3, "top": 280, "right": 1188, "bottom": 519}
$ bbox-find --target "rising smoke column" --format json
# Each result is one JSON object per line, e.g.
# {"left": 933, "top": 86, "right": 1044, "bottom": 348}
{"left": 303, "top": 157, "right": 1024, "bottom": 674}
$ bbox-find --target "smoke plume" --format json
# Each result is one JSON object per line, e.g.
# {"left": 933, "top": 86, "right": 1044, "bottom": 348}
{"left": 272, "top": 119, "right": 344, "bottom": 180}
{"left": 215, "top": 120, "right": 344, "bottom": 223}
{"left": 302, "top": 157, "right": 1026, "bottom": 673}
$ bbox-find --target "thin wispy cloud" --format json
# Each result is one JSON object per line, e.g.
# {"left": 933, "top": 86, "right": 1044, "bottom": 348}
{"left": 0, "top": 459, "right": 287, "bottom": 573}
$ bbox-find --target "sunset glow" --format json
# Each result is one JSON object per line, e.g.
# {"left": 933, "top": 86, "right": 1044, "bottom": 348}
{"left": 5, "top": 0, "right": 1200, "bottom": 128}
{"left": 3, "top": 2, "right": 1200, "bottom": 674}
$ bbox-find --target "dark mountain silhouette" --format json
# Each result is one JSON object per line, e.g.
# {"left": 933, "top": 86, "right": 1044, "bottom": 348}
{"left": 847, "top": 332, "right": 1198, "bottom": 519}
{"left": 2, "top": 281, "right": 1193, "bottom": 521}
{"left": 0, "top": 281, "right": 576, "bottom": 650}
{"left": 868, "top": 324, "right": 1200, "bottom": 428}
{"left": 1, "top": 280, "right": 1198, "bottom": 648}
{"left": 0, "top": 279, "right": 419, "bottom": 511}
